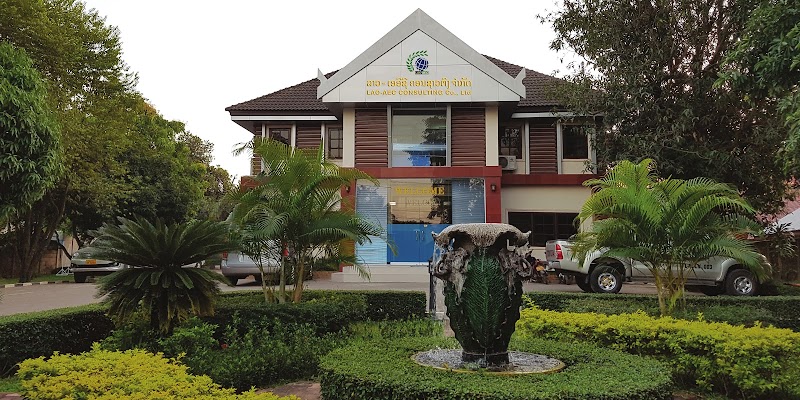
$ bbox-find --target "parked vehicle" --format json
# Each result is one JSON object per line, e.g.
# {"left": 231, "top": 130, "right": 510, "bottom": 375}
{"left": 71, "top": 248, "right": 127, "bottom": 283}
{"left": 221, "top": 251, "right": 280, "bottom": 286}
{"left": 545, "top": 239, "right": 769, "bottom": 296}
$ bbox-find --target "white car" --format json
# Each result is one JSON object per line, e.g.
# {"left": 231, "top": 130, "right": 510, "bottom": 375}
{"left": 70, "top": 248, "right": 128, "bottom": 283}
{"left": 221, "top": 251, "right": 280, "bottom": 286}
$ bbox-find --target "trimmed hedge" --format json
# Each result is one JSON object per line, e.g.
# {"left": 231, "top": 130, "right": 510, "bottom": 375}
{"left": 303, "top": 290, "right": 426, "bottom": 320}
{"left": 319, "top": 337, "right": 673, "bottom": 400}
{"left": 0, "top": 290, "right": 426, "bottom": 377}
{"left": 516, "top": 307, "right": 800, "bottom": 399}
{"left": 524, "top": 292, "right": 800, "bottom": 330}
{"left": 17, "top": 345, "right": 294, "bottom": 400}
{"left": 0, "top": 303, "right": 113, "bottom": 376}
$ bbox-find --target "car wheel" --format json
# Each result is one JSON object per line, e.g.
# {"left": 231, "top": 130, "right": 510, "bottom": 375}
{"left": 575, "top": 275, "right": 593, "bottom": 293}
{"left": 590, "top": 265, "right": 623, "bottom": 294}
{"left": 725, "top": 269, "right": 758, "bottom": 296}
{"left": 74, "top": 273, "right": 87, "bottom": 283}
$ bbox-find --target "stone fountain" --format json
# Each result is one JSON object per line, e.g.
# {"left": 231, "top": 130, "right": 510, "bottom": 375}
{"left": 414, "top": 223, "right": 562, "bottom": 372}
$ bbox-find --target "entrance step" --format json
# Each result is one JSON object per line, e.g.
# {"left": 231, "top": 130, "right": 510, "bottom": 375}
{"left": 331, "top": 265, "right": 431, "bottom": 283}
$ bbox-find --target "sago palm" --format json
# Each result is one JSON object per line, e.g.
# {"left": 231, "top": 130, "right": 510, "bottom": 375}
{"left": 230, "top": 138, "right": 383, "bottom": 303}
{"left": 89, "top": 217, "right": 238, "bottom": 333}
{"left": 572, "top": 159, "right": 767, "bottom": 315}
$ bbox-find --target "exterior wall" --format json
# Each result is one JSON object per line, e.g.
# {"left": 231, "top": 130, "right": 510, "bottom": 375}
{"left": 529, "top": 119, "right": 558, "bottom": 174}
{"left": 343, "top": 108, "right": 355, "bottom": 167}
{"left": 296, "top": 123, "right": 322, "bottom": 149}
{"left": 451, "top": 108, "right": 486, "bottom": 166}
{"left": 562, "top": 160, "right": 590, "bottom": 174}
{"left": 485, "top": 106, "right": 499, "bottom": 166}
{"left": 502, "top": 185, "right": 591, "bottom": 258}
{"left": 250, "top": 123, "right": 263, "bottom": 175}
{"left": 354, "top": 109, "right": 388, "bottom": 168}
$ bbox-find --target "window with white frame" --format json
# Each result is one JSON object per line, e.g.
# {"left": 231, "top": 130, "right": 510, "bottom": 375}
{"left": 391, "top": 109, "right": 447, "bottom": 167}
{"left": 508, "top": 211, "right": 578, "bottom": 247}
{"left": 561, "top": 125, "right": 590, "bottom": 159}
{"left": 269, "top": 127, "right": 290, "bottom": 145}
{"left": 499, "top": 126, "right": 522, "bottom": 157}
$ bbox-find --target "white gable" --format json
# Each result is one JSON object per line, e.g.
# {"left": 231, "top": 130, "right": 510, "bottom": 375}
{"left": 318, "top": 9, "right": 525, "bottom": 104}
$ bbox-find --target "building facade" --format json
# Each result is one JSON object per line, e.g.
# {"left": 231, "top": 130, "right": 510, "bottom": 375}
{"left": 226, "top": 9, "right": 598, "bottom": 265}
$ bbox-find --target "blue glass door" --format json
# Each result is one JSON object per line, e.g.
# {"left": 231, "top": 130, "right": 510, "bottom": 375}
{"left": 388, "top": 223, "right": 448, "bottom": 263}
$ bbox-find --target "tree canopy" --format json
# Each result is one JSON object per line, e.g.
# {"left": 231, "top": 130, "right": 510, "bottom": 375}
{"left": 0, "top": 0, "right": 233, "bottom": 281}
{"left": 542, "top": 0, "right": 790, "bottom": 214}
{"left": 0, "top": 42, "right": 62, "bottom": 221}
{"left": 718, "top": 0, "right": 800, "bottom": 175}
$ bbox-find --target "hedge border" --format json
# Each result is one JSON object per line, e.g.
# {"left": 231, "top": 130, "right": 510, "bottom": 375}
{"left": 524, "top": 292, "right": 800, "bottom": 330}
{"left": 0, "top": 290, "right": 426, "bottom": 376}
{"left": 319, "top": 337, "right": 673, "bottom": 400}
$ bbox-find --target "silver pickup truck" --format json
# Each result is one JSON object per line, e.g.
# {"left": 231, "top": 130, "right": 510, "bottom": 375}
{"left": 545, "top": 239, "right": 766, "bottom": 296}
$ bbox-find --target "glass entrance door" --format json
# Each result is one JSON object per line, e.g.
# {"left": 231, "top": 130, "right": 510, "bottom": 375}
{"left": 387, "top": 180, "right": 451, "bottom": 264}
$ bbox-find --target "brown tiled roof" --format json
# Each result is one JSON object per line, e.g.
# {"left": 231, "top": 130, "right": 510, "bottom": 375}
{"left": 226, "top": 56, "right": 563, "bottom": 113}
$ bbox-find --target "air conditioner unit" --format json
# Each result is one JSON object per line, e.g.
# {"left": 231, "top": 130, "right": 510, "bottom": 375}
{"left": 499, "top": 155, "right": 517, "bottom": 171}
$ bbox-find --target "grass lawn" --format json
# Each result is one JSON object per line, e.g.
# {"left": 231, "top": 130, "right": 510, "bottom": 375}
{"left": 0, "top": 376, "right": 21, "bottom": 393}
{"left": 0, "top": 274, "right": 72, "bottom": 285}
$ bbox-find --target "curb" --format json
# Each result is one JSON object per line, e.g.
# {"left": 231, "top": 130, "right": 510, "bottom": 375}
{"left": 2, "top": 280, "right": 73, "bottom": 289}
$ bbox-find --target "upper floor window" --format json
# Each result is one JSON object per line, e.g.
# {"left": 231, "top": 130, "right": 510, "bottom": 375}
{"left": 327, "top": 127, "right": 343, "bottom": 159}
{"left": 269, "top": 128, "right": 290, "bottom": 145}
{"left": 562, "top": 125, "right": 590, "bottom": 159}
{"left": 391, "top": 109, "right": 447, "bottom": 167}
{"left": 499, "top": 126, "right": 522, "bottom": 157}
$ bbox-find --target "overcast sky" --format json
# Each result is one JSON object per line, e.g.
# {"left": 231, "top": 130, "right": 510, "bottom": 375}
{"left": 81, "top": 0, "right": 569, "bottom": 179}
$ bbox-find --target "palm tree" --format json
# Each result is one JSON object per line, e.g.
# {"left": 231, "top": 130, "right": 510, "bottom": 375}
{"left": 572, "top": 159, "right": 767, "bottom": 316}
{"left": 230, "top": 138, "right": 383, "bottom": 303}
{"left": 89, "top": 217, "right": 238, "bottom": 333}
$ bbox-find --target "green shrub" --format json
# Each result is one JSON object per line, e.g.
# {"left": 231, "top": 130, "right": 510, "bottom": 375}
{"left": 524, "top": 292, "right": 800, "bottom": 330}
{"left": 302, "top": 290, "right": 426, "bottom": 320}
{"left": 345, "top": 319, "right": 443, "bottom": 340}
{"left": 320, "top": 337, "right": 672, "bottom": 400}
{"left": 211, "top": 292, "right": 367, "bottom": 335}
{"left": 515, "top": 307, "right": 800, "bottom": 399}
{"left": 16, "top": 345, "right": 295, "bottom": 400}
{"left": 0, "top": 303, "right": 113, "bottom": 376}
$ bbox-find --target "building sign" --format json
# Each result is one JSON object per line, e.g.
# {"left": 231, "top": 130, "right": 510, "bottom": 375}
{"left": 320, "top": 31, "right": 522, "bottom": 103}
{"left": 394, "top": 186, "right": 447, "bottom": 196}
{"left": 366, "top": 76, "right": 473, "bottom": 97}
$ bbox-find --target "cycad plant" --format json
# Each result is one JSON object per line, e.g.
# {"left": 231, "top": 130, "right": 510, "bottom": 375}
{"left": 90, "top": 217, "right": 238, "bottom": 333}
{"left": 572, "top": 159, "right": 766, "bottom": 316}
{"left": 230, "top": 138, "right": 383, "bottom": 303}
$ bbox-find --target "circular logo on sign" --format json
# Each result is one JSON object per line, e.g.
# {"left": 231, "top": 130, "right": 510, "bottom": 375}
{"left": 407, "top": 50, "right": 430, "bottom": 74}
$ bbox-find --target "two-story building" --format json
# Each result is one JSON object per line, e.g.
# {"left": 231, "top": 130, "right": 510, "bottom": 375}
{"left": 226, "top": 9, "right": 598, "bottom": 273}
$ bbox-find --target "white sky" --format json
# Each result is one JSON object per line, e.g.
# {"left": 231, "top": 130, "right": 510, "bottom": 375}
{"left": 81, "top": 0, "right": 570, "bottom": 180}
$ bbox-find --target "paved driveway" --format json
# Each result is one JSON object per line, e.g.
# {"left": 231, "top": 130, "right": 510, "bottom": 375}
{"left": 0, "top": 276, "right": 662, "bottom": 317}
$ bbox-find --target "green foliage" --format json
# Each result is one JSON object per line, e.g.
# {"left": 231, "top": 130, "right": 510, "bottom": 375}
{"left": 319, "top": 337, "right": 672, "bottom": 400}
{"left": 229, "top": 138, "right": 383, "bottom": 303}
{"left": 0, "top": 42, "right": 61, "bottom": 221}
{"left": 573, "top": 159, "right": 765, "bottom": 315}
{"left": 0, "top": 304, "right": 113, "bottom": 376}
{"left": 0, "top": 376, "right": 21, "bottom": 393}
{"left": 16, "top": 345, "right": 294, "bottom": 400}
{"left": 718, "top": 0, "right": 800, "bottom": 174}
{"left": 272, "top": 289, "right": 426, "bottom": 321}
{"left": 516, "top": 306, "right": 800, "bottom": 398}
{"left": 525, "top": 292, "right": 800, "bottom": 330}
{"left": 91, "top": 217, "right": 238, "bottom": 333}
{"left": 345, "top": 319, "right": 443, "bottom": 341}
{"left": 543, "top": 0, "right": 789, "bottom": 214}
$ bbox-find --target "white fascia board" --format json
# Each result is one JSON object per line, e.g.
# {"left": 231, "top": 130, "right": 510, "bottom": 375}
{"left": 231, "top": 115, "right": 338, "bottom": 121}
{"left": 511, "top": 112, "right": 604, "bottom": 119}
{"left": 317, "top": 8, "right": 525, "bottom": 99}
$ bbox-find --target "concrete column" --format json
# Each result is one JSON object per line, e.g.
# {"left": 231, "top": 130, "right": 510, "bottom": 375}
{"left": 343, "top": 108, "right": 355, "bottom": 168}
{"left": 485, "top": 105, "right": 499, "bottom": 166}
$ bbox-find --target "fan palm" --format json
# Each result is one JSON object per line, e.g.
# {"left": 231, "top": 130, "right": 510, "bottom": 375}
{"left": 89, "top": 217, "right": 238, "bottom": 333}
{"left": 572, "top": 159, "right": 767, "bottom": 316}
{"left": 230, "top": 138, "right": 383, "bottom": 303}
